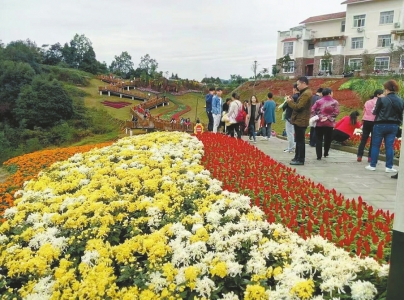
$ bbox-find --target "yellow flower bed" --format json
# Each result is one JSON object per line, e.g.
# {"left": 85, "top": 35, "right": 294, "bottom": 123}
{"left": 0, "top": 132, "right": 388, "bottom": 299}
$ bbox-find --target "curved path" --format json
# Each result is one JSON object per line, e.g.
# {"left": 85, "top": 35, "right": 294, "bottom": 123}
{"left": 246, "top": 136, "right": 398, "bottom": 213}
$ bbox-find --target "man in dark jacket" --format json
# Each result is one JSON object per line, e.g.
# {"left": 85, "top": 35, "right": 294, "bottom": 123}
{"left": 205, "top": 87, "right": 215, "bottom": 131}
{"left": 286, "top": 76, "right": 313, "bottom": 165}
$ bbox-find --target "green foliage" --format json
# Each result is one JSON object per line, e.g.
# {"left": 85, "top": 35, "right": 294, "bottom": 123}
{"left": 2, "top": 39, "right": 43, "bottom": 73}
{"left": 0, "top": 60, "right": 36, "bottom": 120}
{"left": 110, "top": 51, "right": 134, "bottom": 78}
{"left": 13, "top": 75, "right": 74, "bottom": 129}
{"left": 41, "top": 65, "right": 92, "bottom": 85}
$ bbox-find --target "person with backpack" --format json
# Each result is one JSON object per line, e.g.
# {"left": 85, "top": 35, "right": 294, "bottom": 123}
{"left": 261, "top": 93, "right": 276, "bottom": 140}
{"left": 227, "top": 93, "right": 243, "bottom": 138}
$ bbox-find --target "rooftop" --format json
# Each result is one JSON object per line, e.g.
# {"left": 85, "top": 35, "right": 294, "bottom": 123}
{"left": 341, "top": 0, "right": 373, "bottom": 4}
{"left": 300, "top": 12, "right": 346, "bottom": 24}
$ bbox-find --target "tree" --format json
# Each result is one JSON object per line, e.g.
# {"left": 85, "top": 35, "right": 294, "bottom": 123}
{"left": 138, "top": 54, "right": 158, "bottom": 77}
{"left": 80, "top": 46, "right": 98, "bottom": 74}
{"left": 361, "top": 50, "right": 375, "bottom": 75}
{"left": 13, "top": 76, "right": 73, "bottom": 129}
{"left": 69, "top": 34, "right": 92, "bottom": 69}
{"left": 42, "top": 43, "right": 63, "bottom": 65}
{"left": 321, "top": 50, "right": 333, "bottom": 74}
{"left": 3, "top": 39, "right": 43, "bottom": 73}
{"left": 110, "top": 51, "right": 134, "bottom": 78}
{"left": 277, "top": 54, "right": 293, "bottom": 73}
{"left": 0, "top": 60, "right": 35, "bottom": 121}
{"left": 272, "top": 64, "right": 280, "bottom": 77}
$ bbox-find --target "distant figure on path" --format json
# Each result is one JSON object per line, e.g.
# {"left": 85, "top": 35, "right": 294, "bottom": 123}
{"left": 205, "top": 87, "right": 215, "bottom": 131}
{"left": 261, "top": 93, "right": 276, "bottom": 140}
{"left": 357, "top": 90, "right": 382, "bottom": 162}
{"left": 212, "top": 88, "right": 223, "bottom": 133}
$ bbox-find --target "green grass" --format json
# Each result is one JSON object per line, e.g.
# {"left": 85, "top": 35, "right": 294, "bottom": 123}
{"left": 79, "top": 79, "right": 147, "bottom": 121}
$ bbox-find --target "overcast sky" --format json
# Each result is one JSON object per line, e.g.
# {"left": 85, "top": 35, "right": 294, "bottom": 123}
{"left": 1, "top": 0, "right": 346, "bottom": 80}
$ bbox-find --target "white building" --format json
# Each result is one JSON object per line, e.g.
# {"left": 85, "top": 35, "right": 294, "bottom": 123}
{"left": 276, "top": 0, "right": 404, "bottom": 76}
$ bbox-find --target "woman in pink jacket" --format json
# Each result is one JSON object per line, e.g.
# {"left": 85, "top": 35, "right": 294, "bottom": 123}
{"left": 356, "top": 89, "right": 383, "bottom": 162}
{"left": 311, "top": 88, "right": 340, "bottom": 160}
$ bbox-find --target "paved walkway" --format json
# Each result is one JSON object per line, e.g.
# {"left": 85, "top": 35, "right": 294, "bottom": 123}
{"left": 244, "top": 136, "right": 399, "bottom": 213}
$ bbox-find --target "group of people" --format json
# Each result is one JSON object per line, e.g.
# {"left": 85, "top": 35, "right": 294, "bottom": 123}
{"left": 205, "top": 87, "right": 277, "bottom": 142}
{"left": 170, "top": 117, "right": 191, "bottom": 130}
{"left": 205, "top": 77, "right": 403, "bottom": 176}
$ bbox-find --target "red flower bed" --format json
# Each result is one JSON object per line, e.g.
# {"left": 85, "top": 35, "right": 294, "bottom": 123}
{"left": 101, "top": 101, "right": 132, "bottom": 109}
{"left": 197, "top": 132, "right": 393, "bottom": 262}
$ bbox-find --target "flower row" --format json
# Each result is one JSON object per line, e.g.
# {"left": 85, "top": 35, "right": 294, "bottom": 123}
{"left": 197, "top": 133, "right": 393, "bottom": 263}
{"left": 0, "top": 132, "right": 387, "bottom": 299}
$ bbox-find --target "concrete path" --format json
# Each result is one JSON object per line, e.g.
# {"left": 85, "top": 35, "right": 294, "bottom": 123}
{"left": 244, "top": 136, "right": 399, "bottom": 213}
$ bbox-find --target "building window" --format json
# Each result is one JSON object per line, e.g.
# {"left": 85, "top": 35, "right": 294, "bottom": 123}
{"left": 316, "top": 40, "right": 339, "bottom": 47}
{"left": 341, "top": 21, "right": 346, "bottom": 32}
{"left": 374, "top": 57, "right": 390, "bottom": 70}
{"left": 320, "top": 59, "right": 333, "bottom": 72}
{"left": 351, "top": 37, "right": 364, "bottom": 49}
{"left": 380, "top": 11, "right": 394, "bottom": 24}
{"left": 283, "top": 42, "right": 294, "bottom": 55}
{"left": 377, "top": 34, "right": 391, "bottom": 47}
{"left": 283, "top": 61, "right": 295, "bottom": 73}
{"left": 354, "top": 14, "right": 366, "bottom": 27}
{"left": 349, "top": 58, "right": 362, "bottom": 71}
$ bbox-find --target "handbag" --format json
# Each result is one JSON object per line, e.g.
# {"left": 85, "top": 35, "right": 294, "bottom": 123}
{"left": 309, "top": 115, "right": 319, "bottom": 127}
{"left": 235, "top": 103, "right": 245, "bottom": 123}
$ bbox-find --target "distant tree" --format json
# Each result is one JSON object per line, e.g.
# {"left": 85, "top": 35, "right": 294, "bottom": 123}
{"left": 0, "top": 60, "right": 35, "bottom": 121}
{"left": 13, "top": 76, "right": 73, "bottom": 129}
{"left": 3, "top": 39, "right": 42, "bottom": 73}
{"left": 110, "top": 51, "right": 134, "bottom": 78}
{"left": 272, "top": 64, "right": 280, "bottom": 77}
{"left": 277, "top": 54, "right": 293, "bottom": 73}
{"left": 139, "top": 54, "right": 158, "bottom": 77}
{"left": 361, "top": 50, "right": 375, "bottom": 75}
{"left": 69, "top": 34, "right": 92, "bottom": 69}
{"left": 320, "top": 50, "right": 333, "bottom": 74}
{"left": 80, "top": 46, "right": 99, "bottom": 74}
{"left": 42, "top": 43, "right": 63, "bottom": 65}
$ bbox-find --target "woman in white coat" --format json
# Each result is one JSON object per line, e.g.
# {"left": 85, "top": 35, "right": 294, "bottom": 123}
{"left": 227, "top": 93, "right": 243, "bottom": 138}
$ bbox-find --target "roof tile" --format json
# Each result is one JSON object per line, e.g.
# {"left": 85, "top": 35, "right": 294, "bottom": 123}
{"left": 300, "top": 12, "right": 346, "bottom": 24}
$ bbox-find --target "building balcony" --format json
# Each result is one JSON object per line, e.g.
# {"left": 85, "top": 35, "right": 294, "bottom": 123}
{"left": 315, "top": 45, "right": 344, "bottom": 56}
{"left": 304, "top": 49, "right": 315, "bottom": 58}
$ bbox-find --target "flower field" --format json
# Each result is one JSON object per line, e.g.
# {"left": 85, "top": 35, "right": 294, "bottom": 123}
{"left": 0, "top": 132, "right": 389, "bottom": 299}
{"left": 101, "top": 101, "right": 132, "bottom": 109}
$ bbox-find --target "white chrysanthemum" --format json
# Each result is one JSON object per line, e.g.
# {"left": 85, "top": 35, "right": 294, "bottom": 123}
{"left": 0, "top": 235, "right": 8, "bottom": 245}
{"left": 29, "top": 227, "right": 67, "bottom": 251}
{"left": 219, "top": 291, "right": 239, "bottom": 300}
{"left": 148, "top": 271, "right": 167, "bottom": 292}
{"left": 26, "top": 212, "right": 41, "bottom": 225}
{"left": 81, "top": 250, "right": 100, "bottom": 267}
{"left": 195, "top": 276, "right": 216, "bottom": 298}
{"left": 206, "top": 211, "right": 222, "bottom": 226}
{"left": 3, "top": 207, "right": 18, "bottom": 220}
{"left": 350, "top": 280, "right": 378, "bottom": 300}
{"left": 25, "top": 275, "right": 55, "bottom": 300}
{"left": 79, "top": 179, "right": 90, "bottom": 186}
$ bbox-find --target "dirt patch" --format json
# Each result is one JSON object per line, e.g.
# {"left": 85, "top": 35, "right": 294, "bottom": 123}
{"left": 0, "top": 167, "right": 10, "bottom": 183}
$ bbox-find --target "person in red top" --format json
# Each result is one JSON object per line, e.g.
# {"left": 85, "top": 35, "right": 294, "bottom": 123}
{"left": 332, "top": 111, "right": 361, "bottom": 144}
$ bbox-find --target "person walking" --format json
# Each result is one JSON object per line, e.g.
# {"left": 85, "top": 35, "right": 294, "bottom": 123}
{"left": 212, "top": 88, "right": 223, "bottom": 133}
{"left": 309, "top": 88, "right": 323, "bottom": 147}
{"left": 227, "top": 93, "right": 243, "bottom": 138}
{"left": 261, "top": 93, "right": 276, "bottom": 140}
{"left": 246, "top": 95, "right": 261, "bottom": 143}
{"left": 311, "top": 88, "right": 340, "bottom": 160}
{"left": 205, "top": 87, "right": 215, "bottom": 131}
{"left": 332, "top": 111, "right": 361, "bottom": 144}
{"left": 365, "top": 80, "right": 404, "bottom": 172}
{"left": 286, "top": 76, "right": 313, "bottom": 166}
{"left": 357, "top": 90, "right": 383, "bottom": 162}
{"left": 281, "top": 84, "right": 299, "bottom": 152}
